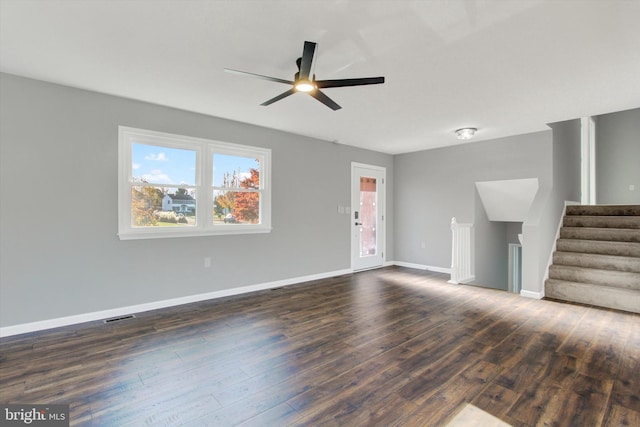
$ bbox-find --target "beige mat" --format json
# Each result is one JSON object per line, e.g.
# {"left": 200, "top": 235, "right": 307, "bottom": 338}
{"left": 445, "top": 403, "right": 512, "bottom": 427}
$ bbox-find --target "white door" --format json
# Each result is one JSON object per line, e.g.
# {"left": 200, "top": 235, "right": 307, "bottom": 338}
{"left": 351, "top": 163, "right": 385, "bottom": 271}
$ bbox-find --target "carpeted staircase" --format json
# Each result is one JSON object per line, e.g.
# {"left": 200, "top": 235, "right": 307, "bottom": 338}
{"left": 545, "top": 204, "right": 640, "bottom": 313}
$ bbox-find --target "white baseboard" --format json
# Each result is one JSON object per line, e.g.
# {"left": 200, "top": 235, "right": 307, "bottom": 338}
{"left": 520, "top": 289, "right": 544, "bottom": 299}
{"left": 392, "top": 261, "right": 451, "bottom": 274}
{"left": 448, "top": 275, "right": 476, "bottom": 285}
{"left": 0, "top": 268, "right": 352, "bottom": 338}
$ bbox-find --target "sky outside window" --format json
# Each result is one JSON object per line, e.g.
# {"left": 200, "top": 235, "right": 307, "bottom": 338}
{"left": 133, "top": 143, "right": 260, "bottom": 188}
{"left": 132, "top": 143, "right": 196, "bottom": 185}
{"left": 213, "top": 154, "right": 260, "bottom": 187}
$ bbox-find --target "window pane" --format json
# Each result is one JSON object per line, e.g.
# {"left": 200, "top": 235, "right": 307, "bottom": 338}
{"left": 120, "top": 126, "right": 271, "bottom": 239}
{"left": 213, "top": 154, "right": 260, "bottom": 188}
{"left": 132, "top": 143, "right": 196, "bottom": 186}
{"left": 213, "top": 190, "right": 260, "bottom": 225}
{"left": 131, "top": 186, "right": 196, "bottom": 227}
{"left": 359, "top": 177, "right": 377, "bottom": 256}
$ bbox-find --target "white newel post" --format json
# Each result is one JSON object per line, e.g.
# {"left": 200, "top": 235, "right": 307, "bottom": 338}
{"left": 449, "top": 217, "right": 474, "bottom": 284}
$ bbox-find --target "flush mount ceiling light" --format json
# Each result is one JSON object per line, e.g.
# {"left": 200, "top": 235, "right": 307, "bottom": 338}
{"left": 455, "top": 127, "right": 477, "bottom": 140}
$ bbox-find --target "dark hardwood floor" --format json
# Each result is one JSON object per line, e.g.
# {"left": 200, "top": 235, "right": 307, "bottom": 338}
{"left": 1, "top": 267, "right": 639, "bottom": 426}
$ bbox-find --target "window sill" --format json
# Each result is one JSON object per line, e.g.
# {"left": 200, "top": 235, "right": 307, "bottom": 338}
{"left": 118, "top": 226, "right": 272, "bottom": 240}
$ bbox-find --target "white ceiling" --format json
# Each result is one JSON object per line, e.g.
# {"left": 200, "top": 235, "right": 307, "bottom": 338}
{"left": 1, "top": 0, "right": 639, "bottom": 154}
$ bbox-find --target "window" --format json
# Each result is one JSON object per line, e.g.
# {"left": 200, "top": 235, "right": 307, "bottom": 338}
{"left": 118, "top": 126, "right": 271, "bottom": 239}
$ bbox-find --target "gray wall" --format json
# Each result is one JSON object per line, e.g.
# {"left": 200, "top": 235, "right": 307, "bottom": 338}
{"left": 550, "top": 119, "right": 582, "bottom": 204}
{"left": 473, "top": 194, "right": 509, "bottom": 289}
{"left": 394, "top": 131, "right": 553, "bottom": 290}
{"left": 522, "top": 118, "right": 581, "bottom": 297}
{"left": 596, "top": 108, "right": 640, "bottom": 204}
{"left": 506, "top": 223, "right": 523, "bottom": 245}
{"left": 0, "top": 73, "right": 394, "bottom": 327}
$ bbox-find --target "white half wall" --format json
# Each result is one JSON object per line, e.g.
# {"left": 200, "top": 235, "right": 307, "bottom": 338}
{"left": 476, "top": 178, "right": 539, "bottom": 222}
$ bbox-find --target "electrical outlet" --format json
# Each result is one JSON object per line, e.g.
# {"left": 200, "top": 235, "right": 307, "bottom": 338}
{"left": 204, "top": 257, "right": 211, "bottom": 268}
{"left": 421, "top": 241, "right": 426, "bottom": 249}
{"left": 630, "top": 184, "right": 635, "bottom": 191}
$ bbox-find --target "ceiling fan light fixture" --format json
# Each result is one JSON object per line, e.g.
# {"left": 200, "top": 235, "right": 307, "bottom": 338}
{"left": 224, "top": 41, "right": 384, "bottom": 110}
{"left": 294, "top": 80, "right": 316, "bottom": 93}
{"left": 455, "top": 127, "right": 477, "bottom": 140}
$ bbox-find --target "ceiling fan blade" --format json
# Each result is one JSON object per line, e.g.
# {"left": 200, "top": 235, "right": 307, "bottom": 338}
{"left": 299, "top": 41, "right": 317, "bottom": 80}
{"left": 310, "top": 89, "right": 342, "bottom": 111}
{"left": 224, "top": 68, "right": 293, "bottom": 85}
{"left": 261, "top": 88, "right": 296, "bottom": 106}
{"left": 316, "top": 77, "right": 385, "bottom": 88}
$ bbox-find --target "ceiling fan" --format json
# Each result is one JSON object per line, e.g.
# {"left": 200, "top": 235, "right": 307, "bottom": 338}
{"left": 224, "top": 41, "right": 385, "bottom": 110}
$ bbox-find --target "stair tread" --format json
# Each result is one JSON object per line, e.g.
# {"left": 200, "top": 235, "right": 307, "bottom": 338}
{"left": 563, "top": 215, "right": 640, "bottom": 229}
{"left": 562, "top": 226, "right": 640, "bottom": 231}
{"left": 555, "top": 250, "right": 639, "bottom": 259}
{"left": 555, "top": 250, "right": 640, "bottom": 259}
{"left": 545, "top": 279, "right": 640, "bottom": 314}
{"left": 557, "top": 238, "right": 640, "bottom": 249}
{"left": 567, "top": 215, "right": 640, "bottom": 219}
{"left": 556, "top": 238, "right": 640, "bottom": 257}
{"left": 549, "top": 265, "right": 640, "bottom": 290}
{"left": 566, "top": 205, "right": 640, "bottom": 216}
{"left": 557, "top": 238, "right": 640, "bottom": 246}
{"left": 546, "top": 277, "right": 640, "bottom": 288}
{"left": 560, "top": 227, "right": 640, "bottom": 243}
{"left": 545, "top": 278, "right": 640, "bottom": 295}
{"left": 553, "top": 251, "right": 640, "bottom": 273}
{"left": 550, "top": 264, "right": 640, "bottom": 274}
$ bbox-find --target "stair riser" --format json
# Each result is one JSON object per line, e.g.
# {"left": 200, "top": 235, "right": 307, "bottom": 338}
{"left": 566, "top": 205, "right": 640, "bottom": 216}
{"left": 563, "top": 216, "right": 640, "bottom": 229}
{"left": 553, "top": 252, "right": 640, "bottom": 273}
{"left": 556, "top": 239, "right": 640, "bottom": 257}
{"left": 545, "top": 279, "right": 640, "bottom": 314}
{"left": 560, "top": 227, "right": 640, "bottom": 243}
{"left": 549, "top": 266, "right": 640, "bottom": 291}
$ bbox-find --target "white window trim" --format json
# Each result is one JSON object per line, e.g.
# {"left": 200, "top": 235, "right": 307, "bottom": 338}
{"left": 118, "top": 126, "right": 271, "bottom": 240}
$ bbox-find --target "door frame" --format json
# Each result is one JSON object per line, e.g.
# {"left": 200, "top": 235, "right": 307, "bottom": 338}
{"left": 351, "top": 162, "right": 386, "bottom": 271}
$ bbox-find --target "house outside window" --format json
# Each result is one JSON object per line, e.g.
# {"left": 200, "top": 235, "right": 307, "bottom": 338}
{"left": 118, "top": 126, "right": 271, "bottom": 239}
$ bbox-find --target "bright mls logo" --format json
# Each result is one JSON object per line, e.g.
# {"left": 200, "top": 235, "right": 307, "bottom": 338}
{"left": 1, "top": 405, "right": 69, "bottom": 426}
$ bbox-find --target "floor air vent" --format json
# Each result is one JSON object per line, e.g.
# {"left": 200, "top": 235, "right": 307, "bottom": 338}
{"left": 103, "top": 314, "right": 136, "bottom": 324}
